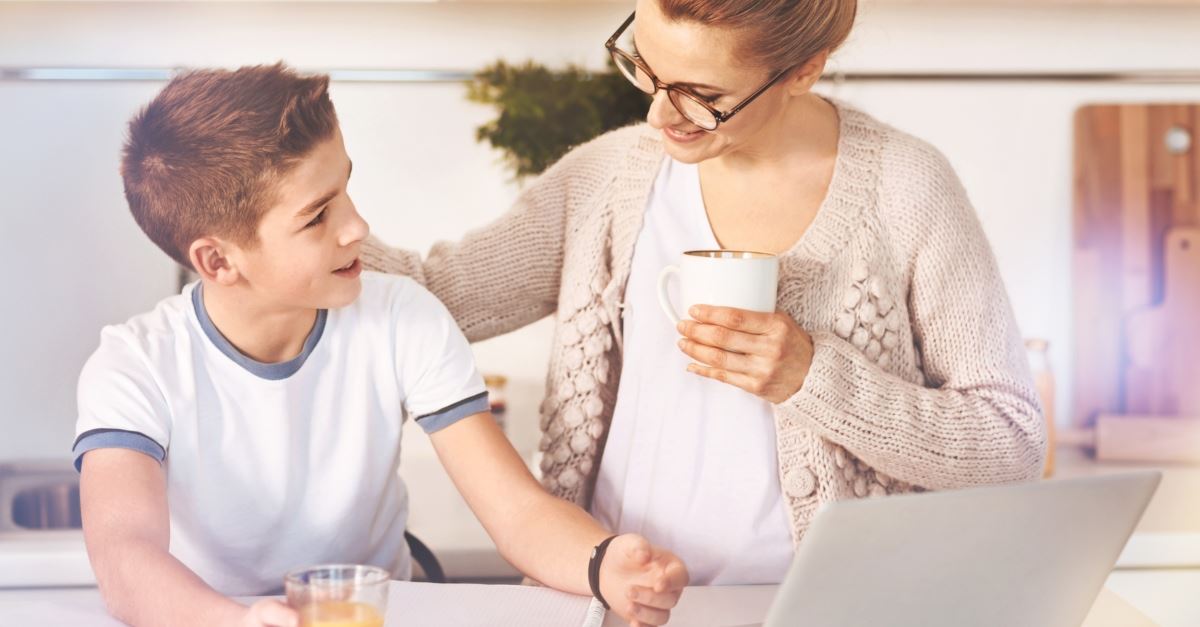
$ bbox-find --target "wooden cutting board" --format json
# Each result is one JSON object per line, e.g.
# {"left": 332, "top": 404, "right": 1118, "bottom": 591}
{"left": 1123, "top": 227, "right": 1200, "bottom": 415}
{"left": 1074, "top": 104, "right": 1200, "bottom": 425}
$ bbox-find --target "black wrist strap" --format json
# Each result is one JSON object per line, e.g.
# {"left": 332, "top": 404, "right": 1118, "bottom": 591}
{"left": 588, "top": 535, "right": 619, "bottom": 610}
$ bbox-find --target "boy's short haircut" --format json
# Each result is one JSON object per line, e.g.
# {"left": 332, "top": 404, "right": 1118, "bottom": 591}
{"left": 120, "top": 62, "right": 338, "bottom": 269}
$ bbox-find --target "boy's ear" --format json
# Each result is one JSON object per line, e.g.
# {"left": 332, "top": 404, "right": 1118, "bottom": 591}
{"left": 188, "top": 237, "right": 241, "bottom": 286}
{"left": 785, "top": 50, "right": 829, "bottom": 97}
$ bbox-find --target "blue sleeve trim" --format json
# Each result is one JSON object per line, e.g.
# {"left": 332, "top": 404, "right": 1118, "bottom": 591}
{"left": 415, "top": 391, "right": 490, "bottom": 434}
{"left": 72, "top": 428, "right": 166, "bottom": 473}
{"left": 193, "top": 283, "right": 327, "bottom": 381}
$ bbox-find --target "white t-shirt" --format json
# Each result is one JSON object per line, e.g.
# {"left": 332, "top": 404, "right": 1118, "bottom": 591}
{"left": 590, "top": 157, "right": 795, "bottom": 585}
{"left": 73, "top": 272, "right": 487, "bottom": 595}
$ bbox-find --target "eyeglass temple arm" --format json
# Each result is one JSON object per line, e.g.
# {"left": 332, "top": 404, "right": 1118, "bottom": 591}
{"left": 606, "top": 11, "right": 637, "bottom": 48}
{"left": 718, "top": 69, "right": 792, "bottom": 122}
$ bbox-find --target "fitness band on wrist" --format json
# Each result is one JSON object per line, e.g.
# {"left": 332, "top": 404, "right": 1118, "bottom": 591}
{"left": 588, "top": 535, "right": 619, "bottom": 610}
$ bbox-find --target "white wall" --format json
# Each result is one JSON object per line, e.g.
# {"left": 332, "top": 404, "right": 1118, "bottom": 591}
{"left": 3, "top": 0, "right": 1200, "bottom": 461}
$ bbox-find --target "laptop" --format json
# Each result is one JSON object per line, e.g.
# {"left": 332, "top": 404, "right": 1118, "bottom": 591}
{"left": 757, "top": 471, "right": 1161, "bottom": 627}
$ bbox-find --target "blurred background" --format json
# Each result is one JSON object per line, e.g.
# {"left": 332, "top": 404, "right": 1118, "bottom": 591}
{"left": 1, "top": 0, "right": 1198, "bottom": 621}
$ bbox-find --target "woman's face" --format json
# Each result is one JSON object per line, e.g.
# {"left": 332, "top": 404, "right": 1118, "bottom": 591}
{"left": 632, "top": 0, "right": 801, "bottom": 164}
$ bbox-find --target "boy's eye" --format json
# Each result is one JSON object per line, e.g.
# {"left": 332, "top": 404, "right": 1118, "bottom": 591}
{"left": 305, "top": 207, "right": 327, "bottom": 229}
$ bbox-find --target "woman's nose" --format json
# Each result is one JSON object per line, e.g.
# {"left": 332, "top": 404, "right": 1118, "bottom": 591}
{"left": 646, "top": 90, "right": 685, "bottom": 130}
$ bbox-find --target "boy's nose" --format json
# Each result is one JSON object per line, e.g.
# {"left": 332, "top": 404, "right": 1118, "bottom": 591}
{"left": 340, "top": 205, "right": 370, "bottom": 247}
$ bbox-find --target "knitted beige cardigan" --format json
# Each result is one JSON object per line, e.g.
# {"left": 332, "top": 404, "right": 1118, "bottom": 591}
{"left": 362, "top": 100, "right": 1046, "bottom": 545}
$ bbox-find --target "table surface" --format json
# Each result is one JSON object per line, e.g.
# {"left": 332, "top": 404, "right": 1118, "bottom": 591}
{"left": 0, "top": 570, "right": 1196, "bottom": 627}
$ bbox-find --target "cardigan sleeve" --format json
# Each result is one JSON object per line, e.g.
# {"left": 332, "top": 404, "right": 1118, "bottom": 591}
{"left": 779, "top": 144, "right": 1046, "bottom": 490}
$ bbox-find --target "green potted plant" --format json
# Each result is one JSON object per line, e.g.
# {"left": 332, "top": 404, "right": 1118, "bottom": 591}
{"left": 467, "top": 60, "right": 650, "bottom": 180}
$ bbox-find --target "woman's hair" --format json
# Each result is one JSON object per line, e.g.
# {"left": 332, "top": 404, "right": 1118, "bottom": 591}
{"left": 657, "top": 0, "right": 857, "bottom": 73}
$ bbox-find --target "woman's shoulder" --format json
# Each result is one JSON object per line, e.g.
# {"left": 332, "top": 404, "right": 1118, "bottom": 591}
{"left": 835, "top": 101, "right": 960, "bottom": 190}
{"left": 833, "top": 100, "right": 971, "bottom": 223}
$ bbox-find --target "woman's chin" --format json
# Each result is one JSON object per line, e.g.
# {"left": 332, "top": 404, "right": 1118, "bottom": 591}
{"left": 659, "top": 128, "right": 726, "bottom": 164}
{"left": 662, "top": 139, "right": 715, "bottom": 164}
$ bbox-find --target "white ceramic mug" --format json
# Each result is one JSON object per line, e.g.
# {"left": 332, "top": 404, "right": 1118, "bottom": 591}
{"left": 657, "top": 250, "right": 779, "bottom": 325}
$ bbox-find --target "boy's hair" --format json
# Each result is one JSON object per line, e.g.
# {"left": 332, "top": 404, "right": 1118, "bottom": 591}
{"left": 120, "top": 62, "right": 338, "bottom": 269}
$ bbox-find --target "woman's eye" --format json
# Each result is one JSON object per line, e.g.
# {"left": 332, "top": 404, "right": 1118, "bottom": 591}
{"left": 305, "top": 207, "right": 327, "bottom": 229}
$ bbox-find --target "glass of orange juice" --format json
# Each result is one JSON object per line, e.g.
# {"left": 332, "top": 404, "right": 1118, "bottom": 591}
{"left": 285, "top": 564, "right": 389, "bottom": 627}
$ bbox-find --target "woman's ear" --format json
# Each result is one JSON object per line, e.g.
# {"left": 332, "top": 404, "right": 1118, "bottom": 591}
{"left": 187, "top": 237, "right": 241, "bottom": 286}
{"left": 786, "top": 50, "right": 830, "bottom": 97}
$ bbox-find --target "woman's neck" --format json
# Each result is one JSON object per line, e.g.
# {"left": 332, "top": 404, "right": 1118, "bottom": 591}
{"left": 710, "top": 93, "right": 840, "bottom": 176}
{"left": 695, "top": 93, "right": 841, "bottom": 254}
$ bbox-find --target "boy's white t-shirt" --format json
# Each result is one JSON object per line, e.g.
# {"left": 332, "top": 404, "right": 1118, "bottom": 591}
{"left": 72, "top": 272, "right": 488, "bottom": 595}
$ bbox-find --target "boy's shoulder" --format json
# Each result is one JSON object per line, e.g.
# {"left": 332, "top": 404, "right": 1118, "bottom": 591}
{"left": 352, "top": 271, "right": 453, "bottom": 327}
{"left": 355, "top": 270, "right": 421, "bottom": 304}
{"left": 76, "top": 288, "right": 196, "bottom": 429}
{"left": 91, "top": 287, "right": 196, "bottom": 364}
{"left": 350, "top": 273, "right": 473, "bottom": 377}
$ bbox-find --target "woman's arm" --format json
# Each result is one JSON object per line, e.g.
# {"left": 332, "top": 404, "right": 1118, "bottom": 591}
{"left": 361, "top": 141, "right": 601, "bottom": 342}
{"left": 80, "top": 449, "right": 297, "bottom": 627}
{"left": 680, "top": 286, "right": 1042, "bottom": 492}
{"left": 794, "top": 150, "right": 1046, "bottom": 489}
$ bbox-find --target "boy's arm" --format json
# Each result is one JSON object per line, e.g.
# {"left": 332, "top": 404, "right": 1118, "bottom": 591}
{"left": 430, "top": 413, "right": 689, "bottom": 627}
{"left": 80, "top": 449, "right": 297, "bottom": 627}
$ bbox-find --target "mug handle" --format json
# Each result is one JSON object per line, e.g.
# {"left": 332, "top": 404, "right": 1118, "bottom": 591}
{"left": 657, "top": 265, "right": 683, "bottom": 325}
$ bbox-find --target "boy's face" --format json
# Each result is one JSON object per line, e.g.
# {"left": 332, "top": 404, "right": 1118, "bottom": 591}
{"left": 229, "top": 127, "right": 369, "bottom": 311}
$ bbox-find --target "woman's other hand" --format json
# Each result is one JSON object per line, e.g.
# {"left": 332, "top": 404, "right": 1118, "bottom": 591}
{"left": 676, "top": 305, "right": 814, "bottom": 403}
{"left": 600, "top": 534, "right": 689, "bottom": 627}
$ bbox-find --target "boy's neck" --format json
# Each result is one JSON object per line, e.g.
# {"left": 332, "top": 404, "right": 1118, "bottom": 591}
{"left": 198, "top": 280, "right": 319, "bottom": 364}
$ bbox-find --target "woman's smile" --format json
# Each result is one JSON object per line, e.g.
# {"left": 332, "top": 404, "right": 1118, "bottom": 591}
{"left": 663, "top": 126, "right": 706, "bottom": 144}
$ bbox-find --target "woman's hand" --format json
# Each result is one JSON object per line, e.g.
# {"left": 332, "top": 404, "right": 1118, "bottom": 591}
{"left": 599, "top": 534, "right": 689, "bottom": 627}
{"left": 676, "top": 305, "right": 814, "bottom": 403}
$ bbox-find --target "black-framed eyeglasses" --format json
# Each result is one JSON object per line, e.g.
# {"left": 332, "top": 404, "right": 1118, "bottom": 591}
{"left": 605, "top": 11, "right": 791, "bottom": 132}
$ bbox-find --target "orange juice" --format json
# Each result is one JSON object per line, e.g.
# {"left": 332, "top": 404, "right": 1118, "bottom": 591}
{"left": 299, "top": 600, "right": 385, "bottom": 627}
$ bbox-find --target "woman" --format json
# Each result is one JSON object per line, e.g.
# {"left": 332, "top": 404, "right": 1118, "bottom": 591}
{"left": 364, "top": 0, "right": 1044, "bottom": 602}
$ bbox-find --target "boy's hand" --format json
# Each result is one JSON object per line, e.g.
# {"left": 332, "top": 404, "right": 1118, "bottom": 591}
{"left": 599, "top": 534, "right": 689, "bottom": 626}
{"left": 240, "top": 599, "right": 299, "bottom": 627}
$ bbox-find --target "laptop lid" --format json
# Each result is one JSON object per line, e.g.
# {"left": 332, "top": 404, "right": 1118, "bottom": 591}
{"left": 763, "top": 472, "right": 1160, "bottom": 627}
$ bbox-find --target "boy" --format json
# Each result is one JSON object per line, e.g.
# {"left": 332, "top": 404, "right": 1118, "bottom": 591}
{"left": 74, "top": 63, "right": 686, "bottom": 627}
